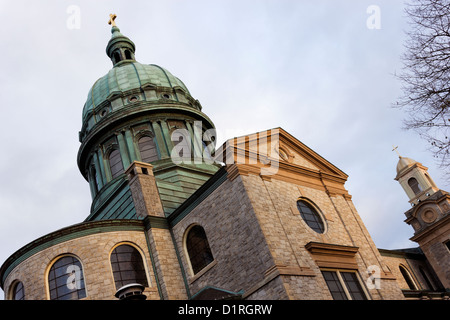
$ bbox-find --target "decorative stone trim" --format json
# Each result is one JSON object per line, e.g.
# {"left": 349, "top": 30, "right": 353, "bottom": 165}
{"left": 305, "top": 241, "right": 359, "bottom": 270}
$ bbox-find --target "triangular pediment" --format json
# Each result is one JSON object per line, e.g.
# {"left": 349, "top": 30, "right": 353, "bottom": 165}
{"left": 215, "top": 127, "right": 348, "bottom": 180}
{"left": 214, "top": 127, "right": 349, "bottom": 197}
{"left": 276, "top": 128, "right": 348, "bottom": 179}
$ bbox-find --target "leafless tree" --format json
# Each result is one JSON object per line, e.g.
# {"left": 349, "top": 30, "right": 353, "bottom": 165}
{"left": 396, "top": 0, "right": 450, "bottom": 173}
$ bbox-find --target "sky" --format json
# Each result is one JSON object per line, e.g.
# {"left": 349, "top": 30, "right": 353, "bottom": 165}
{"left": 0, "top": 0, "right": 449, "bottom": 298}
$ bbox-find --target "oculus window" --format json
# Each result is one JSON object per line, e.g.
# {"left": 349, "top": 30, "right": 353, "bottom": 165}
{"left": 297, "top": 199, "right": 325, "bottom": 233}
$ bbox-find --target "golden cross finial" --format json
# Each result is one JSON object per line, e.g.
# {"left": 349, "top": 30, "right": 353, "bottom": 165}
{"left": 392, "top": 145, "right": 401, "bottom": 157}
{"left": 108, "top": 13, "right": 117, "bottom": 27}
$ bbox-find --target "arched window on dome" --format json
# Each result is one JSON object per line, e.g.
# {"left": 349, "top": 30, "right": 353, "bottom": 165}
{"left": 113, "top": 51, "right": 121, "bottom": 64}
{"left": 110, "top": 244, "right": 149, "bottom": 290}
{"left": 125, "top": 49, "right": 132, "bottom": 60}
{"left": 48, "top": 255, "right": 86, "bottom": 300}
{"left": 138, "top": 136, "right": 159, "bottom": 163}
{"left": 10, "top": 281, "right": 25, "bottom": 300}
{"left": 408, "top": 177, "right": 422, "bottom": 195}
{"left": 185, "top": 225, "right": 214, "bottom": 275}
{"left": 109, "top": 149, "right": 124, "bottom": 179}
{"left": 171, "top": 129, "right": 192, "bottom": 161}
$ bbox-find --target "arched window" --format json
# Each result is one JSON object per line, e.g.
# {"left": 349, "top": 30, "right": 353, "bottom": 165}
{"left": 399, "top": 265, "right": 417, "bottom": 290}
{"left": 185, "top": 225, "right": 214, "bottom": 274}
{"left": 11, "top": 281, "right": 25, "bottom": 300}
{"left": 408, "top": 177, "right": 422, "bottom": 195}
{"left": 113, "top": 51, "right": 121, "bottom": 63}
{"left": 202, "top": 141, "right": 213, "bottom": 161}
{"left": 109, "top": 149, "right": 124, "bottom": 179}
{"left": 171, "top": 129, "right": 191, "bottom": 160}
{"left": 48, "top": 256, "right": 86, "bottom": 300}
{"left": 125, "top": 49, "right": 132, "bottom": 60}
{"left": 138, "top": 136, "right": 159, "bottom": 163}
{"left": 110, "top": 244, "right": 149, "bottom": 289}
{"left": 297, "top": 199, "right": 325, "bottom": 233}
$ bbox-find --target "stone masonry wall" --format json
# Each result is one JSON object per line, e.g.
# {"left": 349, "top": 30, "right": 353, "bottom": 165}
{"left": 3, "top": 230, "right": 160, "bottom": 300}
{"left": 239, "top": 173, "right": 405, "bottom": 300}
{"left": 171, "top": 174, "right": 280, "bottom": 299}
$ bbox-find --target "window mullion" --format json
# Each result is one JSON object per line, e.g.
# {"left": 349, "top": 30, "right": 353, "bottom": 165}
{"left": 336, "top": 271, "right": 352, "bottom": 300}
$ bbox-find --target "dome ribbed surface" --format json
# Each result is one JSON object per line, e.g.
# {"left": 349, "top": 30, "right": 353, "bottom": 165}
{"left": 83, "top": 62, "right": 190, "bottom": 119}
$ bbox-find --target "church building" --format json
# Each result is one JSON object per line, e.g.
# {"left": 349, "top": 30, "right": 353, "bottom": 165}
{"left": 0, "top": 17, "right": 448, "bottom": 300}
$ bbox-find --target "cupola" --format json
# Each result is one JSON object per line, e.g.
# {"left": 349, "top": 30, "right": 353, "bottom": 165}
{"left": 106, "top": 14, "right": 136, "bottom": 66}
{"left": 394, "top": 153, "right": 439, "bottom": 205}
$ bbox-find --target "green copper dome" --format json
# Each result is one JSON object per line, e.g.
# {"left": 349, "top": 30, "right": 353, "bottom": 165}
{"left": 82, "top": 62, "right": 191, "bottom": 120}
{"left": 78, "top": 21, "right": 219, "bottom": 220}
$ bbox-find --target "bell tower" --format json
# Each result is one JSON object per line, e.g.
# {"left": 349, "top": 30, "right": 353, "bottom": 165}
{"left": 395, "top": 154, "right": 439, "bottom": 205}
{"left": 394, "top": 152, "right": 450, "bottom": 290}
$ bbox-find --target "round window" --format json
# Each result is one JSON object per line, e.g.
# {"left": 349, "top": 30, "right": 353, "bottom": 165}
{"left": 297, "top": 199, "right": 325, "bottom": 233}
{"left": 279, "top": 148, "right": 289, "bottom": 161}
{"left": 129, "top": 96, "right": 139, "bottom": 103}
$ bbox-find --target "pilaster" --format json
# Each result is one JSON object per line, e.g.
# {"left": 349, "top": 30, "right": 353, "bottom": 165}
{"left": 126, "top": 161, "right": 188, "bottom": 299}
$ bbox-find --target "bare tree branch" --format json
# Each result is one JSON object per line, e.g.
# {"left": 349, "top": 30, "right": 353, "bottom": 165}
{"left": 395, "top": 0, "right": 450, "bottom": 174}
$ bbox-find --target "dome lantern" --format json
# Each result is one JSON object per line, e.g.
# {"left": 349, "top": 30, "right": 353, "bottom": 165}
{"left": 106, "top": 14, "right": 136, "bottom": 66}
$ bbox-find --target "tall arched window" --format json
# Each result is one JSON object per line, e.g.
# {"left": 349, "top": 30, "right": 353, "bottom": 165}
{"left": 171, "top": 129, "right": 191, "bottom": 159}
{"left": 399, "top": 265, "right": 417, "bottom": 290}
{"left": 48, "top": 255, "right": 86, "bottom": 300}
{"left": 110, "top": 244, "right": 149, "bottom": 289}
{"left": 408, "top": 177, "right": 422, "bottom": 195}
{"left": 138, "top": 136, "right": 159, "bottom": 163}
{"left": 185, "top": 225, "right": 214, "bottom": 274}
{"left": 109, "top": 149, "right": 124, "bottom": 179}
{"left": 10, "top": 281, "right": 25, "bottom": 300}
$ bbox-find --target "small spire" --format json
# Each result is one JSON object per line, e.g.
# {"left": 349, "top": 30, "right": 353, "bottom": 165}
{"left": 105, "top": 14, "right": 136, "bottom": 66}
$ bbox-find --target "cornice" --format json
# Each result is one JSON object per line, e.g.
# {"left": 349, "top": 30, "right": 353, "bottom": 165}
{"left": 410, "top": 214, "right": 450, "bottom": 243}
